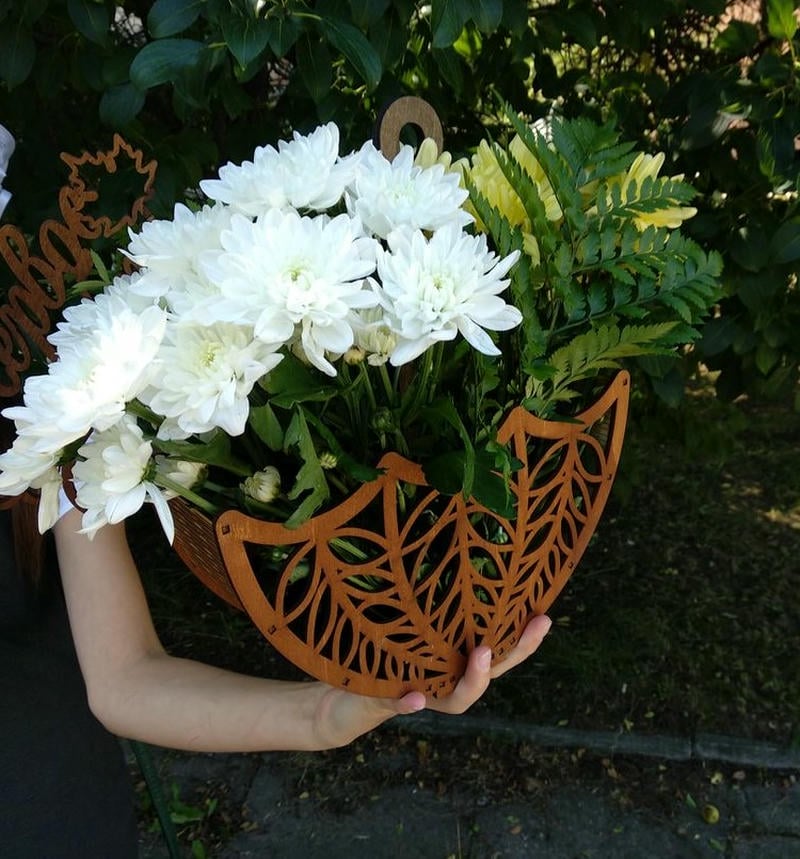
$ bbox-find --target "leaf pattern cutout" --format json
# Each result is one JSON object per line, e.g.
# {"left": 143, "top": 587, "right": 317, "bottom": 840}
{"left": 171, "top": 372, "right": 630, "bottom": 698}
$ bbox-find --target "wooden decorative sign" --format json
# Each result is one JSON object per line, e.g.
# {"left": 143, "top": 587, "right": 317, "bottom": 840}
{"left": 0, "top": 136, "right": 156, "bottom": 399}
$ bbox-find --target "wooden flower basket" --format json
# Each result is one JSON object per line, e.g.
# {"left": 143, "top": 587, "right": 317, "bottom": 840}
{"left": 171, "top": 374, "right": 629, "bottom": 697}
{"left": 0, "top": 98, "right": 630, "bottom": 697}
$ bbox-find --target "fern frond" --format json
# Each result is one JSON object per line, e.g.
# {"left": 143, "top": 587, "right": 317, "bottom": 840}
{"left": 525, "top": 323, "right": 680, "bottom": 416}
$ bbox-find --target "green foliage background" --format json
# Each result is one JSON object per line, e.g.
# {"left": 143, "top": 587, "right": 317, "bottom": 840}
{"left": 1, "top": 0, "right": 798, "bottom": 406}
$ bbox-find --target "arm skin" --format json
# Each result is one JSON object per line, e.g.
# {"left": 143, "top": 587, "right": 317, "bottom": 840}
{"left": 54, "top": 508, "right": 551, "bottom": 753}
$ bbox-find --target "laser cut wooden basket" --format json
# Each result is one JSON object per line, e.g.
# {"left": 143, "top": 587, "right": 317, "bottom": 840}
{"left": 0, "top": 99, "right": 630, "bottom": 697}
{"left": 171, "top": 373, "right": 628, "bottom": 697}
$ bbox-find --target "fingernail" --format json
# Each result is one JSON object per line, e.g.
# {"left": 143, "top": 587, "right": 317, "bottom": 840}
{"left": 478, "top": 649, "right": 492, "bottom": 671}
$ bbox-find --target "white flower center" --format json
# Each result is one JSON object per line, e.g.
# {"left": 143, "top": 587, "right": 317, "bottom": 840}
{"left": 201, "top": 342, "right": 220, "bottom": 368}
{"left": 284, "top": 266, "right": 323, "bottom": 315}
{"left": 418, "top": 271, "right": 456, "bottom": 319}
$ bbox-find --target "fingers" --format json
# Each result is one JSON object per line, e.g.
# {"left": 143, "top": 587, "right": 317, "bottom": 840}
{"left": 322, "top": 614, "right": 552, "bottom": 743}
{"left": 490, "top": 614, "right": 552, "bottom": 678}
{"left": 417, "top": 614, "right": 552, "bottom": 715}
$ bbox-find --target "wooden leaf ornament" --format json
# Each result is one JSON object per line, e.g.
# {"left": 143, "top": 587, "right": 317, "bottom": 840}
{"left": 171, "top": 371, "right": 630, "bottom": 697}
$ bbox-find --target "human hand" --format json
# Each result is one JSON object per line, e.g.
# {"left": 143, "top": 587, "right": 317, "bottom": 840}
{"left": 312, "top": 615, "right": 551, "bottom": 748}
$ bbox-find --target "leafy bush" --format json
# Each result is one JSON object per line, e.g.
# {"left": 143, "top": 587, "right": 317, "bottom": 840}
{"left": 1, "top": 0, "right": 796, "bottom": 406}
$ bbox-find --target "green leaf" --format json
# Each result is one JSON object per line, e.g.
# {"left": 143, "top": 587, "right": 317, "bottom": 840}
{"left": 147, "top": 0, "right": 204, "bottom": 39}
{"left": 0, "top": 26, "right": 35, "bottom": 88}
{"left": 420, "top": 398, "right": 475, "bottom": 499}
{"left": 248, "top": 403, "right": 284, "bottom": 451}
{"left": 283, "top": 409, "right": 330, "bottom": 529}
{"left": 67, "top": 0, "right": 110, "bottom": 46}
{"left": 296, "top": 32, "right": 333, "bottom": 103}
{"left": 265, "top": 14, "right": 301, "bottom": 56}
{"left": 349, "top": 0, "right": 390, "bottom": 28}
{"left": 222, "top": 13, "right": 271, "bottom": 68}
{"left": 430, "top": 0, "right": 469, "bottom": 48}
{"left": 99, "top": 82, "right": 146, "bottom": 126}
{"left": 755, "top": 340, "right": 780, "bottom": 375}
{"left": 154, "top": 432, "right": 250, "bottom": 476}
{"left": 432, "top": 47, "right": 464, "bottom": 96}
{"left": 18, "top": 0, "right": 49, "bottom": 26}
{"left": 766, "top": 0, "right": 798, "bottom": 40}
{"left": 714, "top": 20, "right": 759, "bottom": 57}
{"left": 470, "top": 467, "right": 515, "bottom": 519}
{"left": 318, "top": 16, "right": 382, "bottom": 90}
{"left": 425, "top": 450, "right": 514, "bottom": 518}
{"left": 699, "top": 317, "right": 738, "bottom": 357}
{"left": 769, "top": 220, "right": 800, "bottom": 264}
{"left": 130, "top": 38, "right": 207, "bottom": 89}
{"left": 424, "top": 450, "right": 468, "bottom": 495}
{"left": 469, "top": 0, "right": 503, "bottom": 32}
{"left": 367, "top": 10, "right": 406, "bottom": 66}
{"left": 262, "top": 355, "right": 338, "bottom": 408}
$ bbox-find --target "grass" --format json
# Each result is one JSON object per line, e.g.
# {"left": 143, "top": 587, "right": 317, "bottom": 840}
{"left": 130, "top": 383, "right": 800, "bottom": 746}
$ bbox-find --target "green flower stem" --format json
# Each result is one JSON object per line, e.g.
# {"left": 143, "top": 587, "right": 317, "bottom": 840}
{"left": 378, "top": 362, "right": 397, "bottom": 405}
{"left": 393, "top": 429, "right": 409, "bottom": 457}
{"left": 126, "top": 399, "right": 163, "bottom": 428}
{"left": 401, "top": 347, "right": 434, "bottom": 423}
{"left": 242, "top": 496, "right": 290, "bottom": 520}
{"left": 358, "top": 362, "right": 378, "bottom": 412}
{"left": 155, "top": 474, "right": 218, "bottom": 517}
{"left": 330, "top": 537, "right": 369, "bottom": 562}
{"left": 325, "top": 470, "right": 350, "bottom": 496}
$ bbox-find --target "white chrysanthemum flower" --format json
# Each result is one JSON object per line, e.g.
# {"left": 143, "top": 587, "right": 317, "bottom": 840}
{"left": 48, "top": 281, "right": 163, "bottom": 350}
{"left": 125, "top": 202, "right": 232, "bottom": 274}
{"left": 373, "top": 225, "right": 522, "bottom": 366}
{"left": 199, "top": 123, "right": 355, "bottom": 216}
{"left": 346, "top": 141, "right": 472, "bottom": 239}
{"left": 0, "top": 435, "right": 63, "bottom": 532}
{"left": 124, "top": 203, "right": 234, "bottom": 312}
{"left": 139, "top": 320, "right": 283, "bottom": 438}
{"left": 0, "top": 434, "right": 59, "bottom": 494}
{"left": 103, "top": 272, "right": 165, "bottom": 311}
{"left": 4, "top": 299, "right": 166, "bottom": 453}
{"left": 351, "top": 307, "right": 398, "bottom": 367}
{"left": 73, "top": 416, "right": 174, "bottom": 542}
{"left": 199, "top": 210, "right": 378, "bottom": 376}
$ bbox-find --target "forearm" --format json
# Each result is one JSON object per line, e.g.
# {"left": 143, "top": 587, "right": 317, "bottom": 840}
{"left": 54, "top": 510, "right": 403, "bottom": 751}
{"left": 53, "top": 510, "right": 549, "bottom": 753}
{"left": 87, "top": 653, "right": 349, "bottom": 752}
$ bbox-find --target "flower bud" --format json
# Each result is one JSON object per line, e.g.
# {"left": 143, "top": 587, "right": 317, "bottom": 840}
{"left": 319, "top": 452, "right": 338, "bottom": 470}
{"left": 343, "top": 346, "right": 366, "bottom": 365}
{"left": 156, "top": 457, "right": 207, "bottom": 492}
{"left": 371, "top": 408, "right": 395, "bottom": 433}
{"left": 242, "top": 466, "right": 281, "bottom": 503}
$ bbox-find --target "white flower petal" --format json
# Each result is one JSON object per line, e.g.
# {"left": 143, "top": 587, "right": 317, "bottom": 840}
{"left": 146, "top": 481, "right": 175, "bottom": 544}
